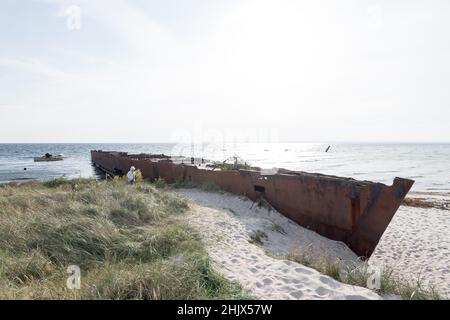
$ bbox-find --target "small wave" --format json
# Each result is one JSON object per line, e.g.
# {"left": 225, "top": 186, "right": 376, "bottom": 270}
{"left": 0, "top": 177, "right": 36, "bottom": 183}
{"left": 426, "top": 187, "right": 450, "bottom": 192}
{"left": 326, "top": 164, "right": 345, "bottom": 168}
{"left": 373, "top": 170, "right": 401, "bottom": 174}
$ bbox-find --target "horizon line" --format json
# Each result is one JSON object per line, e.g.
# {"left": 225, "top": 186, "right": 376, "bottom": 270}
{"left": 1, "top": 141, "right": 450, "bottom": 144}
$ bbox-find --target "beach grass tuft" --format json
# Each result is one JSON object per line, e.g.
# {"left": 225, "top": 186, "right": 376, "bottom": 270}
{"left": 248, "top": 230, "right": 268, "bottom": 245}
{"left": 0, "top": 178, "right": 247, "bottom": 299}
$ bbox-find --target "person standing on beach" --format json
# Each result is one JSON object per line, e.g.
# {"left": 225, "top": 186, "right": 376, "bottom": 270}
{"left": 127, "top": 166, "right": 136, "bottom": 184}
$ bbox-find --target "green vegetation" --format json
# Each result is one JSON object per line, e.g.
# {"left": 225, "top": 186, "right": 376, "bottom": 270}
{"left": 0, "top": 178, "right": 247, "bottom": 299}
{"left": 216, "top": 156, "right": 260, "bottom": 172}
{"left": 248, "top": 230, "right": 268, "bottom": 245}
{"left": 153, "top": 177, "right": 167, "bottom": 189}
{"left": 286, "top": 249, "right": 445, "bottom": 300}
{"left": 270, "top": 223, "right": 287, "bottom": 235}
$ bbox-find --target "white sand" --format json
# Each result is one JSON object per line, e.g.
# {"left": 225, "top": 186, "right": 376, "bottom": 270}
{"left": 177, "top": 189, "right": 450, "bottom": 299}
{"left": 177, "top": 189, "right": 380, "bottom": 300}
{"left": 369, "top": 194, "right": 450, "bottom": 297}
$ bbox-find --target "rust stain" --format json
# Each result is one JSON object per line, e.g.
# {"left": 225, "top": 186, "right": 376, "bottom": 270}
{"left": 91, "top": 150, "right": 414, "bottom": 258}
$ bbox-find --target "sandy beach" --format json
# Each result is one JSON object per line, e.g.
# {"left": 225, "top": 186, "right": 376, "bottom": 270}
{"left": 177, "top": 189, "right": 379, "bottom": 300}
{"left": 370, "top": 193, "right": 450, "bottom": 296}
{"left": 176, "top": 189, "right": 450, "bottom": 299}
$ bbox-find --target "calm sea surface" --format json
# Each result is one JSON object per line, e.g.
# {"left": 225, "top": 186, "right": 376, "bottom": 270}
{"left": 0, "top": 143, "right": 449, "bottom": 192}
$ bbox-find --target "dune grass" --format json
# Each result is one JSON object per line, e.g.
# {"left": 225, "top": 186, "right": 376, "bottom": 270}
{"left": 0, "top": 178, "right": 247, "bottom": 300}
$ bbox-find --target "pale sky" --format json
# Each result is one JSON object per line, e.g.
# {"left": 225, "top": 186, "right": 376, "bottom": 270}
{"left": 1, "top": 0, "right": 450, "bottom": 143}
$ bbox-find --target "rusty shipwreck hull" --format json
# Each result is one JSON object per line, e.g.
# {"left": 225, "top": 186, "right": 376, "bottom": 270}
{"left": 91, "top": 150, "right": 414, "bottom": 258}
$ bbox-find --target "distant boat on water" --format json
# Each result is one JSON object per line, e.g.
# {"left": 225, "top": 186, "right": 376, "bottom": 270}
{"left": 33, "top": 153, "right": 64, "bottom": 162}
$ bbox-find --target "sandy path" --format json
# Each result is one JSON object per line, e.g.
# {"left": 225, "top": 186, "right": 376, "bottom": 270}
{"left": 177, "top": 189, "right": 380, "bottom": 300}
